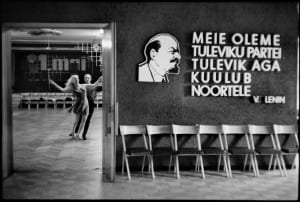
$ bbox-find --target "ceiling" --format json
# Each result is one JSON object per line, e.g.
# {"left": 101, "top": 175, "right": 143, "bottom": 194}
{"left": 11, "top": 28, "right": 104, "bottom": 44}
{"left": 10, "top": 27, "right": 105, "bottom": 51}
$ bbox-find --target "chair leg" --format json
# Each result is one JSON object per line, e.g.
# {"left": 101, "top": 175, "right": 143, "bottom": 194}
{"left": 275, "top": 154, "right": 284, "bottom": 176}
{"left": 124, "top": 155, "right": 131, "bottom": 180}
{"left": 148, "top": 157, "right": 151, "bottom": 173}
{"left": 149, "top": 155, "right": 155, "bottom": 179}
{"left": 253, "top": 154, "right": 260, "bottom": 177}
{"left": 198, "top": 156, "right": 201, "bottom": 172}
{"left": 121, "top": 153, "right": 125, "bottom": 174}
{"left": 168, "top": 155, "right": 173, "bottom": 172}
{"left": 243, "top": 154, "right": 248, "bottom": 171}
{"left": 175, "top": 155, "right": 180, "bottom": 179}
{"left": 141, "top": 155, "right": 146, "bottom": 174}
{"left": 217, "top": 154, "right": 221, "bottom": 172}
{"left": 226, "top": 155, "right": 232, "bottom": 178}
{"left": 248, "top": 158, "right": 252, "bottom": 171}
{"left": 222, "top": 154, "right": 229, "bottom": 178}
{"left": 273, "top": 157, "right": 277, "bottom": 170}
{"left": 268, "top": 155, "right": 274, "bottom": 171}
{"left": 199, "top": 155, "right": 205, "bottom": 179}
{"left": 279, "top": 154, "right": 287, "bottom": 176}
{"left": 174, "top": 158, "right": 177, "bottom": 173}
{"left": 195, "top": 155, "right": 199, "bottom": 172}
{"left": 249, "top": 154, "right": 257, "bottom": 177}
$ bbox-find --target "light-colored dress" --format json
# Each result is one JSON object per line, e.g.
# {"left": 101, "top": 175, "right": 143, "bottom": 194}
{"left": 71, "top": 87, "right": 89, "bottom": 115}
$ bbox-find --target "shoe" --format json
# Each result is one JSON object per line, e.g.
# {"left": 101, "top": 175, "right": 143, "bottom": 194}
{"left": 82, "top": 136, "right": 87, "bottom": 140}
{"left": 69, "top": 133, "right": 73, "bottom": 136}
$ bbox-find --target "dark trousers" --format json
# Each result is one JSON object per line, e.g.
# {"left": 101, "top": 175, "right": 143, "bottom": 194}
{"left": 75, "top": 99, "right": 95, "bottom": 138}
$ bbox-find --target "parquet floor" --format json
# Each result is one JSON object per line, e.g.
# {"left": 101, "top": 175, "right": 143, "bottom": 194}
{"left": 2, "top": 107, "right": 299, "bottom": 200}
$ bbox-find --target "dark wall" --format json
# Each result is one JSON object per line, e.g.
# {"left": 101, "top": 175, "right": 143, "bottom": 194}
{"left": 2, "top": 1, "right": 298, "bottom": 170}
{"left": 116, "top": 2, "right": 298, "bottom": 125}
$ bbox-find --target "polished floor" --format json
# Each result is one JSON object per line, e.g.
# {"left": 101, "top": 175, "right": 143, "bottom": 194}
{"left": 2, "top": 107, "right": 299, "bottom": 200}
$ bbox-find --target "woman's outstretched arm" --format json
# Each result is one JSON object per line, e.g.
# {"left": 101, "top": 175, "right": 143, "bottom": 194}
{"left": 49, "top": 79, "right": 73, "bottom": 93}
{"left": 86, "top": 75, "right": 103, "bottom": 88}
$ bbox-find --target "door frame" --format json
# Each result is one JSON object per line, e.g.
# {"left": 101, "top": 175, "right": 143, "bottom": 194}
{"left": 1, "top": 22, "right": 117, "bottom": 181}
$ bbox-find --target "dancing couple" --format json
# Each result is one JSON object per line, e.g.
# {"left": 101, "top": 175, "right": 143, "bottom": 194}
{"left": 49, "top": 73, "right": 103, "bottom": 140}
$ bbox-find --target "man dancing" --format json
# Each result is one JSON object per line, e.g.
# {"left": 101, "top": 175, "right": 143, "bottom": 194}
{"left": 70, "top": 73, "right": 103, "bottom": 140}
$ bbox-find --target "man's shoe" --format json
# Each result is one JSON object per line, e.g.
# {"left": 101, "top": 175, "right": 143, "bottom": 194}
{"left": 82, "top": 136, "right": 87, "bottom": 140}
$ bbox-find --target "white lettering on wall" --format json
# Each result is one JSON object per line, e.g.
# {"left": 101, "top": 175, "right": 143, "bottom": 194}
{"left": 190, "top": 32, "right": 283, "bottom": 103}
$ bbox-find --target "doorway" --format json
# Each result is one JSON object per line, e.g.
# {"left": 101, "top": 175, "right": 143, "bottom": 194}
{"left": 2, "top": 23, "right": 117, "bottom": 182}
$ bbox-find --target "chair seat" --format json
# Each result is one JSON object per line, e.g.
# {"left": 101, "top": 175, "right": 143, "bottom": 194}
{"left": 202, "top": 147, "right": 224, "bottom": 154}
{"left": 228, "top": 147, "right": 254, "bottom": 154}
{"left": 126, "top": 147, "right": 149, "bottom": 155}
{"left": 255, "top": 147, "right": 281, "bottom": 154}
{"left": 65, "top": 97, "right": 73, "bottom": 101}
{"left": 47, "top": 98, "right": 56, "bottom": 102}
{"left": 282, "top": 147, "right": 299, "bottom": 153}
{"left": 151, "top": 147, "right": 175, "bottom": 155}
{"left": 177, "top": 148, "right": 203, "bottom": 155}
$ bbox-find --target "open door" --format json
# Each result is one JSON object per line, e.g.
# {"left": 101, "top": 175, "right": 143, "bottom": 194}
{"left": 102, "top": 22, "right": 117, "bottom": 182}
{"left": 2, "top": 23, "right": 117, "bottom": 181}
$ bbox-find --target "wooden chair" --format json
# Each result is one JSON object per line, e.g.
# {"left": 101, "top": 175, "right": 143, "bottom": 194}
{"left": 197, "top": 124, "right": 230, "bottom": 178}
{"left": 95, "top": 92, "right": 103, "bottom": 108}
{"left": 55, "top": 92, "right": 65, "bottom": 108}
{"left": 46, "top": 92, "right": 56, "bottom": 108}
{"left": 171, "top": 124, "right": 203, "bottom": 179}
{"left": 146, "top": 124, "right": 175, "bottom": 178}
{"left": 222, "top": 124, "right": 258, "bottom": 177}
{"left": 38, "top": 92, "right": 48, "bottom": 108}
{"left": 119, "top": 125, "right": 154, "bottom": 180}
{"left": 19, "top": 92, "right": 31, "bottom": 109}
{"left": 30, "top": 92, "right": 40, "bottom": 109}
{"left": 273, "top": 124, "right": 298, "bottom": 176}
{"left": 248, "top": 124, "right": 284, "bottom": 177}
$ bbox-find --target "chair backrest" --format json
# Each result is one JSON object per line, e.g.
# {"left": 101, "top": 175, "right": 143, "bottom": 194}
{"left": 146, "top": 125, "right": 172, "bottom": 135}
{"left": 172, "top": 124, "right": 199, "bottom": 151}
{"left": 273, "top": 124, "right": 299, "bottom": 149}
{"left": 222, "top": 124, "right": 249, "bottom": 134}
{"left": 47, "top": 92, "right": 56, "bottom": 98}
{"left": 30, "top": 92, "right": 40, "bottom": 99}
{"left": 273, "top": 124, "right": 298, "bottom": 135}
{"left": 146, "top": 125, "right": 173, "bottom": 151}
{"left": 248, "top": 124, "right": 276, "bottom": 150}
{"left": 198, "top": 124, "right": 222, "bottom": 134}
{"left": 198, "top": 124, "right": 224, "bottom": 149}
{"left": 222, "top": 124, "right": 250, "bottom": 150}
{"left": 120, "top": 125, "right": 146, "bottom": 136}
{"left": 172, "top": 124, "right": 198, "bottom": 135}
{"left": 21, "top": 92, "right": 31, "bottom": 99}
{"left": 119, "top": 125, "right": 148, "bottom": 152}
{"left": 248, "top": 124, "right": 273, "bottom": 135}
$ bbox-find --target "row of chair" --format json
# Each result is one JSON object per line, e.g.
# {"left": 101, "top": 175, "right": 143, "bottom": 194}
{"left": 119, "top": 124, "right": 298, "bottom": 180}
{"left": 18, "top": 92, "right": 103, "bottom": 109}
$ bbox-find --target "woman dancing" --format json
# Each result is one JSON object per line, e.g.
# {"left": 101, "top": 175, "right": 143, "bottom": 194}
{"left": 49, "top": 75, "right": 88, "bottom": 139}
